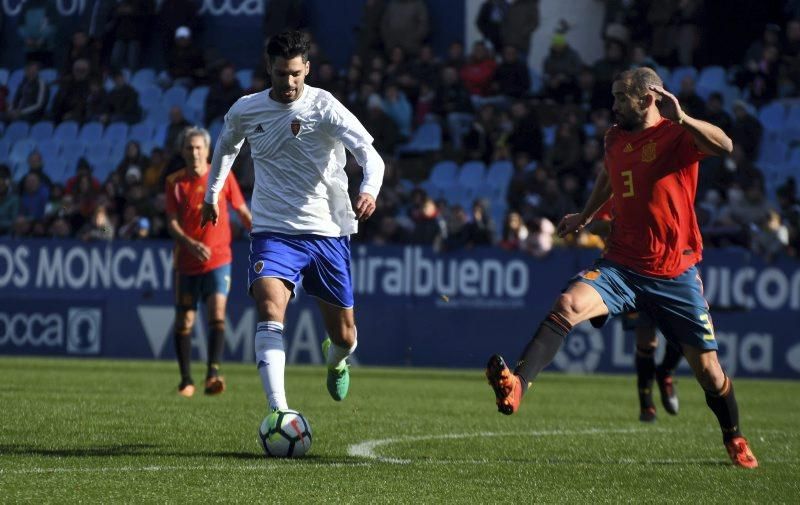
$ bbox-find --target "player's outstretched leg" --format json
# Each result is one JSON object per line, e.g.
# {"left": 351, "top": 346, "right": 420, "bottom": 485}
{"left": 322, "top": 337, "right": 353, "bottom": 401}
{"left": 655, "top": 342, "right": 682, "bottom": 415}
{"left": 635, "top": 344, "right": 657, "bottom": 422}
{"left": 485, "top": 354, "right": 523, "bottom": 415}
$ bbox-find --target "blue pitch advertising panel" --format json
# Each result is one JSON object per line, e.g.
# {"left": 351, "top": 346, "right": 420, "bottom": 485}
{"left": 0, "top": 239, "right": 799, "bottom": 379}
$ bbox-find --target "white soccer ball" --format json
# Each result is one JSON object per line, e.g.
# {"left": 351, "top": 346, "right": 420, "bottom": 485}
{"left": 258, "top": 409, "right": 313, "bottom": 458}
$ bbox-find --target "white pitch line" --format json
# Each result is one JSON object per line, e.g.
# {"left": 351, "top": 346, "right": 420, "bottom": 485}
{"left": 347, "top": 427, "right": 656, "bottom": 464}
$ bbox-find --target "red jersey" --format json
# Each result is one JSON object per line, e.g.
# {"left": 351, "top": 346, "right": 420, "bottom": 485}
{"left": 165, "top": 167, "right": 245, "bottom": 275}
{"left": 602, "top": 118, "right": 706, "bottom": 278}
{"left": 592, "top": 200, "right": 614, "bottom": 222}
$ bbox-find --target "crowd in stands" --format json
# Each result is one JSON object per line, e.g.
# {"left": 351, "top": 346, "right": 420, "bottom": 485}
{"left": 1, "top": 0, "right": 799, "bottom": 262}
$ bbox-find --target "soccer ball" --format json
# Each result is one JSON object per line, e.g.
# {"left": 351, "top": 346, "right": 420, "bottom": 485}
{"left": 258, "top": 409, "right": 313, "bottom": 458}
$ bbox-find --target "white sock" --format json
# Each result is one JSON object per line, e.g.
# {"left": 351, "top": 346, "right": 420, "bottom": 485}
{"left": 255, "top": 321, "right": 288, "bottom": 411}
{"left": 327, "top": 327, "right": 358, "bottom": 370}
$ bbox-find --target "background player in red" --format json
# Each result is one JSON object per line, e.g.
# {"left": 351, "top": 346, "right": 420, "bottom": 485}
{"left": 588, "top": 201, "right": 683, "bottom": 422}
{"left": 165, "top": 126, "right": 252, "bottom": 397}
{"left": 486, "top": 67, "right": 758, "bottom": 468}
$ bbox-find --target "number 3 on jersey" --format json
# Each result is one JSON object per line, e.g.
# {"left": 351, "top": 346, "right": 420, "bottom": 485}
{"left": 621, "top": 170, "right": 635, "bottom": 198}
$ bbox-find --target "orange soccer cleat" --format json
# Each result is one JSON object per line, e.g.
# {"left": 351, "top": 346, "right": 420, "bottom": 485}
{"left": 485, "top": 354, "right": 524, "bottom": 415}
{"left": 724, "top": 436, "right": 759, "bottom": 469}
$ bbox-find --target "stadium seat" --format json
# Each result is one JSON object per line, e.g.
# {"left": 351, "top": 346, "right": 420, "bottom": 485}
{"left": 12, "top": 161, "right": 29, "bottom": 182}
{"left": 668, "top": 66, "right": 698, "bottom": 92}
{"left": 39, "top": 67, "right": 58, "bottom": 84}
{"left": 146, "top": 104, "right": 170, "bottom": 125}
{"left": 59, "top": 140, "right": 87, "bottom": 171}
{"left": 46, "top": 84, "right": 59, "bottom": 114}
{"left": 529, "top": 68, "right": 543, "bottom": 95}
{"left": 138, "top": 85, "right": 163, "bottom": 112}
{"left": 109, "top": 142, "right": 126, "bottom": 164}
{"left": 186, "top": 85, "right": 210, "bottom": 124}
{"left": 3, "top": 120, "right": 30, "bottom": 144}
{"left": 7, "top": 68, "right": 24, "bottom": 97}
{"left": 696, "top": 66, "right": 726, "bottom": 100}
{"left": 162, "top": 86, "right": 188, "bottom": 109}
{"left": 9, "top": 139, "right": 37, "bottom": 166}
{"left": 486, "top": 160, "right": 513, "bottom": 204}
{"left": 131, "top": 68, "right": 157, "bottom": 89}
{"left": 236, "top": 68, "right": 253, "bottom": 89}
{"left": 782, "top": 104, "right": 800, "bottom": 142}
{"left": 457, "top": 160, "right": 487, "bottom": 205}
{"left": 421, "top": 160, "right": 459, "bottom": 199}
{"left": 542, "top": 125, "right": 556, "bottom": 147}
{"left": 37, "top": 139, "right": 60, "bottom": 167}
{"left": 29, "top": 121, "right": 54, "bottom": 142}
{"left": 0, "top": 68, "right": 8, "bottom": 86}
{"left": 53, "top": 121, "right": 79, "bottom": 142}
{"left": 396, "top": 122, "right": 442, "bottom": 154}
{"left": 757, "top": 135, "right": 790, "bottom": 167}
{"left": 103, "top": 122, "right": 129, "bottom": 144}
{"left": 758, "top": 102, "right": 786, "bottom": 133}
{"left": 93, "top": 159, "right": 117, "bottom": 182}
{"left": 129, "top": 121, "right": 154, "bottom": 143}
{"left": 44, "top": 159, "right": 68, "bottom": 184}
{"left": 78, "top": 121, "right": 104, "bottom": 144}
{"left": 0, "top": 139, "right": 10, "bottom": 161}
{"left": 209, "top": 119, "right": 224, "bottom": 144}
{"left": 85, "top": 142, "right": 112, "bottom": 171}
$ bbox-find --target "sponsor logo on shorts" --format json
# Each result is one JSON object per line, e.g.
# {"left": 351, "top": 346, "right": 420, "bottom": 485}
{"left": 254, "top": 261, "right": 264, "bottom": 274}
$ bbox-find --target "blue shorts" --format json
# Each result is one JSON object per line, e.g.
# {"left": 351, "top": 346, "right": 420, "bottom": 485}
{"left": 570, "top": 259, "right": 717, "bottom": 350}
{"left": 248, "top": 232, "right": 354, "bottom": 308}
{"left": 621, "top": 311, "right": 653, "bottom": 331}
{"left": 175, "top": 264, "right": 231, "bottom": 311}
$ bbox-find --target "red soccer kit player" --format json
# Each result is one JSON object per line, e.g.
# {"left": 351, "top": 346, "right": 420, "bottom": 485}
{"left": 165, "top": 167, "right": 246, "bottom": 275}
{"left": 602, "top": 118, "right": 706, "bottom": 278}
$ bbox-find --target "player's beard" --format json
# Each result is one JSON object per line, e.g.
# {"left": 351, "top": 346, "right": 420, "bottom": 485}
{"left": 615, "top": 109, "right": 646, "bottom": 131}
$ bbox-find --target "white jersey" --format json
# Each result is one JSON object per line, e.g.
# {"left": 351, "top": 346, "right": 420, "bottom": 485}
{"left": 205, "top": 85, "right": 384, "bottom": 237}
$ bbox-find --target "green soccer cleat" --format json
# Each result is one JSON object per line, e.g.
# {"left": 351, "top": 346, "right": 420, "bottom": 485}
{"left": 321, "top": 338, "right": 350, "bottom": 401}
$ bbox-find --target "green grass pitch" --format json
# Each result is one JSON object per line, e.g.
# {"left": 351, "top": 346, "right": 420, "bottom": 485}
{"left": 1, "top": 357, "right": 798, "bottom": 503}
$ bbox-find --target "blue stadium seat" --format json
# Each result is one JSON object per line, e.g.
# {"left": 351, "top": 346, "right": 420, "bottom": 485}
{"left": 162, "top": 86, "right": 188, "bottom": 109}
{"left": 29, "top": 121, "right": 54, "bottom": 142}
{"left": 7, "top": 68, "right": 24, "bottom": 97}
{"left": 457, "top": 160, "right": 487, "bottom": 205}
{"left": 486, "top": 160, "right": 513, "bottom": 204}
{"left": 421, "top": 160, "right": 458, "bottom": 199}
{"left": 0, "top": 68, "right": 8, "bottom": 86}
{"left": 131, "top": 68, "right": 156, "bottom": 89}
{"left": 59, "top": 140, "right": 87, "bottom": 171}
{"left": 37, "top": 139, "right": 60, "bottom": 167}
{"left": 209, "top": 119, "right": 224, "bottom": 144}
{"left": 103, "top": 122, "right": 129, "bottom": 144}
{"left": 146, "top": 104, "right": 170, "bottom": 124}
{"left": 529, "top": 68, "right": 543, "bottom": 94}
{"left": 12, "top": 161, "right": 29, "bottom": 182}
{"left": 0, "top": 139, "right": 10, "bottom": 161}
{"left": 39, "top": 67, "right": 58, "bottom": 84}
{"left": 758, "top": 102, "right": 786, "bottom": 133}
{"left": 138, "top": 85, "right": 163, "bottom": 112}
{"left": 78, "top": 121, "right": 104, "bottom": 143}
{"left": 696, "top": 66, "right": 726, "bottom": 100}
{"left": 85, "top": 142, "right": 112, "bottom": 172}
{"left": 46, "top": 84, "right": 59, "bottom": 114}
{"left": 44, "top": 159, "right": 68, "bottom": 184}
{"left": 186, "top": 85, "right": 209, "bottom": 124}
{"left": 782, "top": 103, "right": 800, "bottom": 143}
{"left": 109, "top": 142, "right": 126, "bottom": 164}
{"left": 236, "top": 68, "right": 253, "bottom": 89}
{"left": 53, "top": 121, "right": 79, "bottom": 142}
{"left": 542, "top": 125, "right": 556, "bottom": 147}
{"left": 128, "top": 121, "right": 154, "bottom": 143}
{"left": 668, "top": 66, "right": 698, "bottom": 92}
{"left": 757, "top": 135, "right": 790, "bottom": 168}
{"left": 396, "top": 122, "right": 442, "bottom": 154}
{"left": 9, "top": 139, "right": 37, "bottom": 166}
{"left": 4, "top": 120, "right": 30, "bottom": 144}
{"left": 93, "top": 159, "right": 117, "bottom": 182}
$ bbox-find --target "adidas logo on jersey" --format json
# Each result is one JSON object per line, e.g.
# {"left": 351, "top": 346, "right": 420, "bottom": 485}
{"left": 254, "top": 124, "right": 264, "bottom": 133}
{"left": 623, "top": 143, "right": 633, "bottom": 152}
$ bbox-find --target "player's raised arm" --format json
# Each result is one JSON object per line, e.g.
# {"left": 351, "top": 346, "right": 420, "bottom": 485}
{"left": 649, "top": 85, "right": 733, "bottom": 156}
{"left": 557, "top": 168, "right": 612, "bottom": 237}
{"left": 205, "top": 106, "right": 247, "bottom": 206}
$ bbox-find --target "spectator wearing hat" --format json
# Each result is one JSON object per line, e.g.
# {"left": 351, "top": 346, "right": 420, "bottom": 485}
{"left": 166, "top": 26, "right": 206, "bottom": 88}
{"left": 542, "top": 33, "right": 583, "bottom": 103}
{"left": 157, "top": 0, "right": 201, "bottom": 56}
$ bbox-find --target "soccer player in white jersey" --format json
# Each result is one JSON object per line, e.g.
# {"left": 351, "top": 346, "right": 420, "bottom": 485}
{"left": 200, "top": 31, "right": 384, "bottom": 412}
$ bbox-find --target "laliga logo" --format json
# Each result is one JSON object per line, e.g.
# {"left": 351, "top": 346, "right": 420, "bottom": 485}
{"left": 199, "top": 0, "right": 264, "bottom": 16}
{"left": 552, "top": 322, "right": 604, "bottom": 373}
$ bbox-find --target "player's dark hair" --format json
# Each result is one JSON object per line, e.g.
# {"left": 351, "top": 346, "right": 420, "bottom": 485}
{"left": 266, "top": 31, "right": 311, "bottom": 63}
{"left": 615, "top": 67, "right": 663, "bottom": 98}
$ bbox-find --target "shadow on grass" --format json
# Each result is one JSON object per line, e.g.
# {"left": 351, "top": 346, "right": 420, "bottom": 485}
{"left": 0, "top": 444, "right": 365, "bottom": 465}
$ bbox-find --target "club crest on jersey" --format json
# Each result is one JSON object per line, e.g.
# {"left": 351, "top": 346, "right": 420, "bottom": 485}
{"left": 641, "top": 141, "right": 657, "bottom": 163}
{"left": 291, "top": 119, "right": 301, "bottom": 136}
{"left": 254, "top": 261, "right": 264, "bottom": 274}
